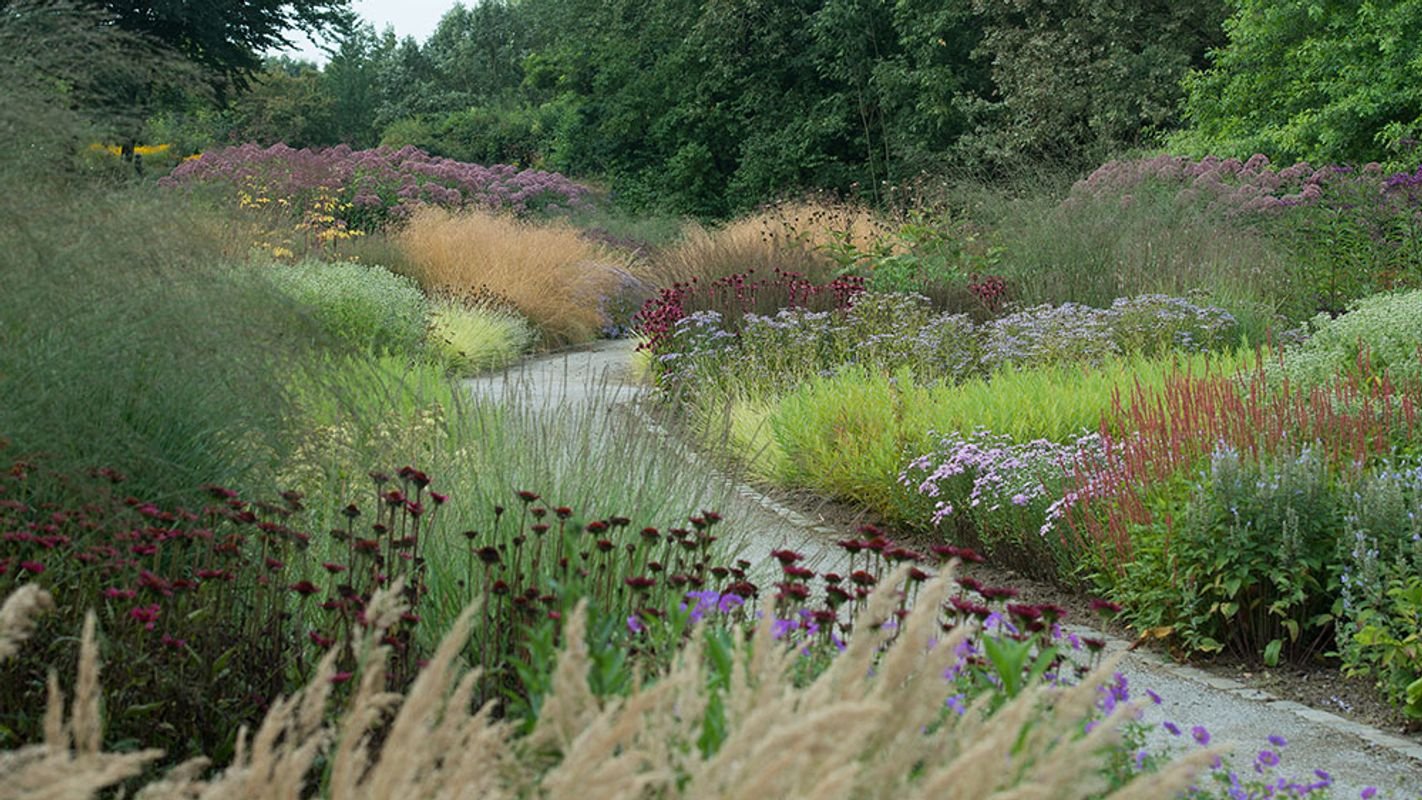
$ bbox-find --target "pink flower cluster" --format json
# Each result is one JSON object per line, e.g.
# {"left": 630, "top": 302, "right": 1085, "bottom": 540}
{"left": 161, "top": 143, "right": 593, "bottom": 230}
{"left": 1067, "top": 153, "right": 1412, "bottom": 219}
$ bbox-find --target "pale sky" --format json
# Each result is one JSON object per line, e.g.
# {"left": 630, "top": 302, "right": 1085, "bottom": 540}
{"left": 272, "top": 0, "right": 460, "bottom": 64}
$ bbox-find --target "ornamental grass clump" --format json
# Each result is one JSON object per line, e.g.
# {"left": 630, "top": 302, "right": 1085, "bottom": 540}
{"left": 0, "top": 566, "right": 1218, "bottom": 799}
{"left": 262, "top": 260, "right": 433, "bottom": 357}
{"left": 638, "top": 198, "right": 886, "bottom": 289}
{"left": 428, "top": 295, "right": 537, "bottom": 375}
{"left": 1067, "top": 154, "right": 1422, "bottom": 314}
{"left": 396, "top": 206, "right": 621, "bottom": 345}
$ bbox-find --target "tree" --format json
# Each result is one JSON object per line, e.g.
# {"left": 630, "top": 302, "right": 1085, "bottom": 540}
{"left": 88, "top": 0, "right": 352, "bottom": 95}
{"left": 958, "top": 0, "right": 1227, "bottom": 171}
{"left": 1174, "top": 0, "right": 1422, "bottom": 165}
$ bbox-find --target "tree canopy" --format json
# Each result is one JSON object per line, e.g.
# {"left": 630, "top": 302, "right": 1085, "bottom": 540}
{"left": 1174, "top": 0, "right": 1422, "bottom": 165}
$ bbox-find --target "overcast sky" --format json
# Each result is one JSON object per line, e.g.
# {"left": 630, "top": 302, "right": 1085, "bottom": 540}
{"left": 272, "top": 0, "right": 458, "bottom": 64}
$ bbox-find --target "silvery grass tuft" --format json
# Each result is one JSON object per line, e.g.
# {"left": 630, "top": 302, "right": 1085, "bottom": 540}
{"left": 1, "top": 567, "right": 1218, "bottom": 799}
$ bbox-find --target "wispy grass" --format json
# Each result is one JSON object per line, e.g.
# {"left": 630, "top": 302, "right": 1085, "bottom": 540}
{"left": 280, "top": 352, "right": 750, "bottom": 640}
{"left": 0, "top": 572, "right": 1214, "bottom": 799}
{"left": 429, "top": 297, "right": 537, "bottom": 375}
{"left": 908, "top": 172, "right": 1305, "bottom": 335}
{"left": 396, "top": 207, "right": 622, "bottom": 345}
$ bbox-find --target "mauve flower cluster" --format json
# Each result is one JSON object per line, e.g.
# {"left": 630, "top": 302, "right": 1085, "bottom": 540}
{"left": 161, "top": 143, "right": 593, "bottom": 231}
{"left": 1070, "top": 153, "right": 1422, "bottom": 223}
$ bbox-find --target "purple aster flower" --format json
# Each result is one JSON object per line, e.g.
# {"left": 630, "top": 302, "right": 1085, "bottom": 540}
{"left": 1267, "top": 734, "right": 1287, "bottom": 748}
{"left": 1192, "top": 725, "right": 1211, "bottom": 746}
{"left": 1163, "top": 721, "right": 1181, "bottom": 736}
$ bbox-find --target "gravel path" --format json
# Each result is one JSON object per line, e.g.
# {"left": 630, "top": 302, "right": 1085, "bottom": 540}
{"left": 468, "top": 339, "right": 1422, "bottom": 798}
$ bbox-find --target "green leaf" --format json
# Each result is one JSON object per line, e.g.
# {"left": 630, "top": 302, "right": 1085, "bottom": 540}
{"left": 1263, "top": 638, "right": 1283, "bottom": 667}
{"left": 1196, "top": 636, "right": 1224, "bottom": 653}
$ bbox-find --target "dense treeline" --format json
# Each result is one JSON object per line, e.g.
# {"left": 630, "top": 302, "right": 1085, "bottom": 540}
{"left": 151, "top": 0, "right": 1224, "bottom": 215}
{"left": 145, "top": 0, "right": 1422, "bottom": 216}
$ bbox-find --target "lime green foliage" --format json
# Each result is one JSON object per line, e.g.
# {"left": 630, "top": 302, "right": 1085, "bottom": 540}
{"left": 429, "top": 299, "right": 536, "bottom": 375}
{"left": 733, "top": 352, "right": 1250, "bottom": 518}
{"left": 1281, "top": 290, "right": 1422, "bottom": 387}
{"left": 1174, "top": 0, "right": 1422, "bottom": 165}
{"left": 262, "top": 260, "right": 432, "bottom": 356}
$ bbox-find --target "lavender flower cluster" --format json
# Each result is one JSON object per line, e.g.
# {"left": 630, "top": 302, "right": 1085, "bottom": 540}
{"left": 983, "top": 294, "right": 1238, "bottom": 369}
{"left": 161, "top": 143, "right": 593, "bottom": 230}
{"left": 654, "top": 291, "right": 1237, "bottom": 395}
{"left": 899, "top": 428, "right": 1106, "bottom": 538}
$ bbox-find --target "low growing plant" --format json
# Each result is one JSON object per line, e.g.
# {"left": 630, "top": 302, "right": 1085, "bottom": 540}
{"left": 262, "top": 259, "right": 432, "bottom": 357}
{"left": 428, "top": 296, "right": 536, "bottom": 375}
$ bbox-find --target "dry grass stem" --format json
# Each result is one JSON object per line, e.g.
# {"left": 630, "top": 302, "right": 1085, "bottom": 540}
{"left": 2, "top": 567, "right": 1211, "bottom": 800}
{"left": 396, "top": 207, "right": 620, "bottom": 344}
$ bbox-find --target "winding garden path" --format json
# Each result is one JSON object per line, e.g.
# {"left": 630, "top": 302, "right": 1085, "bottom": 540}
{"left": 468, "top": 340, "right": 1422, "bottom": 798}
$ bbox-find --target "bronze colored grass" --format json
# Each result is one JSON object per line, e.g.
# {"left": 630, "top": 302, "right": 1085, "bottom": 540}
{"left": 1, "top": 570, "right": 1216, "bottom": 799}
{"left": 395, "top": 207, "right": 622, "bottom": 345}
{"left": 640, "top": 199, "right": 893, "bottom": 288}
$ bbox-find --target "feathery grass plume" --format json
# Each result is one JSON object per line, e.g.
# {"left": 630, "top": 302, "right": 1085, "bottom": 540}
{"left": 0, "top": 585, "right": 53, "bottom": 662}
{"left": 0, "top": 607, "right": 161, "bottom": 800}
{"left": 395, "top": 206, "right": 621, "bottom": 345}
{"left": 639, "top": 199, "right": 888, "bottom": 288}
{"left": 1, "top": 570, "right": 1219, "bottom": 799}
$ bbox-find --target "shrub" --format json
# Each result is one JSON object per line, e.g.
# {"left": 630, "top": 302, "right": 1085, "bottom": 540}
{"left": 395, "top": 207, "right": 620, "bottom": 345}
{"left": 428, "top": 297, "right": 536, "bottom": 375}
{"left": 1281, "top": 290, "right": 1422, "bottom": 389}
{"left": 262, "top": 260, "right": 432, "bottom": 356}
{"left": 1337, "top": 466, "right": 1422, "bottom": 720}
